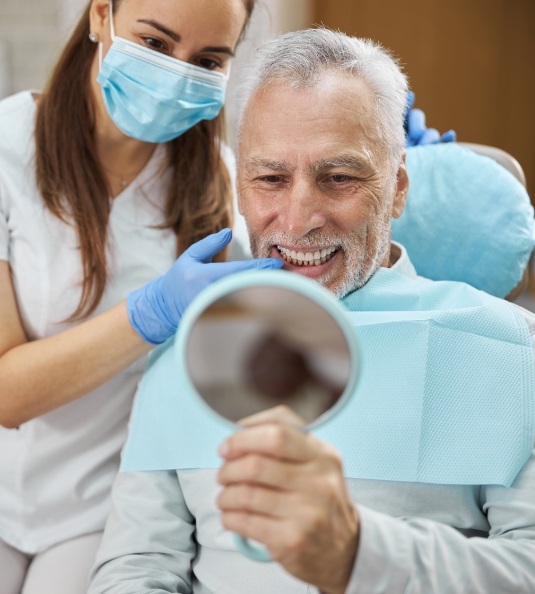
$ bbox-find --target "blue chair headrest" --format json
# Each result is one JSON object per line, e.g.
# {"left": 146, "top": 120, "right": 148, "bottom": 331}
{"left": 392, "top": 144, "right": 535, "bottom": 297}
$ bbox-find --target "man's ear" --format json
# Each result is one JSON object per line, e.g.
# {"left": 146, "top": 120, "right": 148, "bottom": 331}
{"left": 89, "top": 0, "right": 111, "bottom": 40}
{"left": 391, "top": 152, "right": 409, "bottom": 219}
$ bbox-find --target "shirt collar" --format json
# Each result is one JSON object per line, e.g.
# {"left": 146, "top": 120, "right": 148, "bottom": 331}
{"left": 389, "top": 241, "right": 419, "bottom": 279}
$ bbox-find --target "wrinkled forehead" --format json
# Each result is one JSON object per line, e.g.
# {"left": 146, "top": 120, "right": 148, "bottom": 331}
{"left": 238, "top": 71, "right": 384, "bottom": 169}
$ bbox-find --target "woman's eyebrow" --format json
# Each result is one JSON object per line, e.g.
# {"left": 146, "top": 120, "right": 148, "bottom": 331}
{"left": 137, "top": 19, "right": 181, "bottom": 42}
{"left": 137, "top": 19, "right": 235, "bottom": 56}
{"left": 201, "top": 46, "right": 235, "bottom": 57}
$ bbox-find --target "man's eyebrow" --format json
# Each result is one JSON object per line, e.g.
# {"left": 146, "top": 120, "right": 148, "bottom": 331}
{"left": 311, "top": 155, "right": 370, "bottom": 173}
{"left": 244, "top": 158, "right": 293, "bottom": 172}
{"left": 137, "top": 19, "right": 235, "bottom": 56}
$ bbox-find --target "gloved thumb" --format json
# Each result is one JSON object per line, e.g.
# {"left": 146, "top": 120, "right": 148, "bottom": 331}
{"left": 187, "top": 228, "right": 233, "bottom": 263}
{"left": 404, "top": 90, "right": 416, "bottom": 121}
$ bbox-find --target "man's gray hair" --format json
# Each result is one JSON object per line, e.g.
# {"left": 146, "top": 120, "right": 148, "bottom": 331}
{"left": 236, "top": 28, "right": 409, "bottom": 168}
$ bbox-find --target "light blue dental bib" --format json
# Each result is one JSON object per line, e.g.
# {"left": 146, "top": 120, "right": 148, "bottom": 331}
{"left": 121, "top": 268, "right": 535, "bottom": 487}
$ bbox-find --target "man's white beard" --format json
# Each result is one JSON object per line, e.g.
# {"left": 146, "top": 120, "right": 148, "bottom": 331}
{"left": 247, "top": 222, "right": 391, "bottom": 299}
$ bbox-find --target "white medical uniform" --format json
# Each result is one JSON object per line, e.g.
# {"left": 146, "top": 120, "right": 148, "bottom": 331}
{"left": 0, "top": 90, "right": 248, "bottom": 554}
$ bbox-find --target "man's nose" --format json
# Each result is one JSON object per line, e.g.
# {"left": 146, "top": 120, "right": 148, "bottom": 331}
{"left": 281, "top": 179, "right": 326, "bottom": 238}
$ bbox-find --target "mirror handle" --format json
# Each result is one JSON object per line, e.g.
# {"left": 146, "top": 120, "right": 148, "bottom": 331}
{"left": 233, "top": 533, "right": 272, "bottom": 562}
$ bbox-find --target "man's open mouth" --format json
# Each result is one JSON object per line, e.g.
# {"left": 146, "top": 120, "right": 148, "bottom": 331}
{"left": 277, "top": 245, "right": 338, "bottom": 266}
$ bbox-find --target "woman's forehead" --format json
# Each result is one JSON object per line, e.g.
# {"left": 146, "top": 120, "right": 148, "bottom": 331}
{"left": 117, "top": 0, "right": 248, "bottom": 47}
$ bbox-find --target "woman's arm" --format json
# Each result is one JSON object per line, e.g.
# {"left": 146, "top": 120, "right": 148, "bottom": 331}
{"left": 0, "top": 230, "right": 282, "bottom": 427}
{"left": 0, "top": 260, "right": 150, "bottom": 427}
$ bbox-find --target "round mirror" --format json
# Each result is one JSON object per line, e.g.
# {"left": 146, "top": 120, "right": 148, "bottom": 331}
{"left": 182, "top": 271, "right": 359, "bottom": 430}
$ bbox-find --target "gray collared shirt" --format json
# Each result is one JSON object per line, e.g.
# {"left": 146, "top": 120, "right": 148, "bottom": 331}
{"left": 89, "top": 248, "right": 535, "bottom": 594}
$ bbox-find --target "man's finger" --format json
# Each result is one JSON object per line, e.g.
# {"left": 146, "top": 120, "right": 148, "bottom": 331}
{"left": 238, "top": 404, "right": 307, "bottom": 429}
{"left": 217, "top": 452, "right": 309, "bottom": 490}
{"left": 218, "top": 422, "right": 317, "bottom": 463}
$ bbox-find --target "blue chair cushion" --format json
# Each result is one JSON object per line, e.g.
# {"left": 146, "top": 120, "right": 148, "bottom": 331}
{"left": 392, "top": 144, "right": 535, "bottom": 297}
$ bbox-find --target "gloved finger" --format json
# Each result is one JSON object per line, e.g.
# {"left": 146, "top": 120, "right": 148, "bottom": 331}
{"left": 418, "top": 127, "right": 441, "bottom": 145}
{"left": 201, "top": 258, "right": 284, "bottom": 283}
{"left": 405, "top": 90, "right": 416, "bottom": 114}
{"left": 407, "top": 108, "right": 426, "bottom": 142}
{"left": 250, "top": 258, "right": 285, "bottom": 270}
{"left": 439, "top": 129, "right": 456, "bottom": 143}
{"left": 186, "top": 228, "right": 233, "bottom": 262}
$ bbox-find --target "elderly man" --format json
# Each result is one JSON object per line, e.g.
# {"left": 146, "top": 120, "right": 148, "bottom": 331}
{"left": 89, "top": 29, "right": 535, "bottom": 594}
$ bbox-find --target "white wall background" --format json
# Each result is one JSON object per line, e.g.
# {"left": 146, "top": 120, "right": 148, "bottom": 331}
{"left": 0, "top": 0, "right": 311, "bottom": 142}
{"left": 0, "top": 0, "right": 62, "bottom": 96}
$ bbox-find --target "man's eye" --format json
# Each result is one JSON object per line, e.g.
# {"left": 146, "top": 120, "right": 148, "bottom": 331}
{"left": 259, "top": 175, "right": 283, "bottom": 183}
{"left": 329, "top": 174, "right": 353, "bottom": 183}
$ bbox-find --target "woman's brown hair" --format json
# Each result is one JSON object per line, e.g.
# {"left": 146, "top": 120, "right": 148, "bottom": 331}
{"left": 35, "top": 0, "right": 255, "bottom": 320}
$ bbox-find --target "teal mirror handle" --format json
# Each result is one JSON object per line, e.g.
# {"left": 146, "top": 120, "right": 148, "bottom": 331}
{"left": 233, "top": 533, "right": 272, "bottom": 562}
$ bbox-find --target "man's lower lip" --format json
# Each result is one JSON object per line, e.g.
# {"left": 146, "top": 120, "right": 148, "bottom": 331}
{"left": 282, "top": 260, "right": 331, "bottom": 269}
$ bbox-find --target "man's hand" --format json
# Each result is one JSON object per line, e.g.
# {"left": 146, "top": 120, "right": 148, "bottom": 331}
{"left": 217, "top": 406, "right": 360, "bottom": 594}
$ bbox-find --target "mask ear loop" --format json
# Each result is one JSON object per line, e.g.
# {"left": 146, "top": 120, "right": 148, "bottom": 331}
{"left": 109, "top": 0, "right": 116, "bottom": 41}
{"left": 99, "top": 0, "right": 115, "bottom": 70}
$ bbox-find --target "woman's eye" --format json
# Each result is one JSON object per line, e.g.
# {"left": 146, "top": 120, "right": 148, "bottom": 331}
{"left": 197, "top": 57, "right": 221, "bottom": 71}
{"left": 142, "top": 37, "right": 166, "bottom": 52}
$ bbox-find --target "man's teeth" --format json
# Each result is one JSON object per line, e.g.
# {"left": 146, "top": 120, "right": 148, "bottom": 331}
{"left": 277, "top": 245, "right": 337, "bottom": 266}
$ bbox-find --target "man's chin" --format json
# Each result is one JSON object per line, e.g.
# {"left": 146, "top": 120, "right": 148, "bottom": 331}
{"left": 330, "top": 265, "right": 379, "bottom": 299}
{"left": 282, "top": 261, "right": 362, "bottom": 299}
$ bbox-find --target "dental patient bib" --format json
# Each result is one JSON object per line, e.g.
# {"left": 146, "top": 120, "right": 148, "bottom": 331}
{"left": 121, "top": 268, "right": 535, "bottom": 487}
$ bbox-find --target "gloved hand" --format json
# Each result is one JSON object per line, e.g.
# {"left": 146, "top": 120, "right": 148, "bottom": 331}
{"left": 404, "top": 90, "right": 456, "bottom": 147}
{"left": 127, "top": 228, "right": 284, "bottom": 344}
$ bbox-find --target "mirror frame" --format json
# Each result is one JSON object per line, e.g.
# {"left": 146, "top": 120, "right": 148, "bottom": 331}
{"left": 176, "top": 269, "right": 361, "bottom": 431}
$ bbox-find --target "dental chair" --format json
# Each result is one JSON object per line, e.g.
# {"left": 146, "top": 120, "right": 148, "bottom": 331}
{"left": 459, "top": 143, "right": 527, "bottom": 188}
{"left": 392, "top": 142, "right": 535, "bottom": 300}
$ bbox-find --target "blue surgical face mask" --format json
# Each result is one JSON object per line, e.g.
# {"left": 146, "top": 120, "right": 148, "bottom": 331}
{"left": 96, "top": 4, "right": 228, "bottom": 143}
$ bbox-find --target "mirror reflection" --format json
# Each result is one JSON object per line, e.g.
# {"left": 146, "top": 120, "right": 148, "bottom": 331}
{"left": 186, "top": 285, "right": 351, "bottom": 425}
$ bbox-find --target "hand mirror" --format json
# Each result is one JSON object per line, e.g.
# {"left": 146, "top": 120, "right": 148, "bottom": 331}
{"left": 177, "top": 269, "right": 360, "bottom": 561}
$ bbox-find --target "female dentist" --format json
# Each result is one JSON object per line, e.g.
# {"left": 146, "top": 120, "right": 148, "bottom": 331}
{"left": 0, "top": 1, "right": 282, "bottom": 593}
